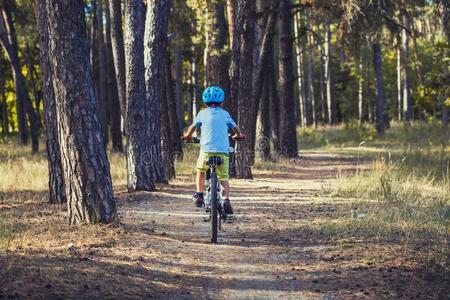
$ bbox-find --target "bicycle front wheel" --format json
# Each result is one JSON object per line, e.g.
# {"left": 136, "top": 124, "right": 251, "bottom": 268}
{"left": 210, "top": 171, "right": 218, "bottom": 243}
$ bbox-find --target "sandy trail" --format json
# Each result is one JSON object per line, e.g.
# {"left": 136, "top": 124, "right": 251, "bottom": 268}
{"left": 1, "top": 152, "right": 445, "bottom": 299}
{"left": 109, "top": 152, "right": 443, "bottom": 299}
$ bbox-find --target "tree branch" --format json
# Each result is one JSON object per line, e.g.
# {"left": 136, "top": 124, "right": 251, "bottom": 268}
{"left": 382, "top": 13, "right": 412, "bottom": 35}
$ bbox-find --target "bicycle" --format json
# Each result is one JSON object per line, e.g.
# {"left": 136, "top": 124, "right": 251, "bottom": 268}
{"left": 184, "top": 135, "right": 245, "bottom": 243}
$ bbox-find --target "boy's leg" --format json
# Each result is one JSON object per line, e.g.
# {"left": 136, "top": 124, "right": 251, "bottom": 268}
{"left": 193, "top": 152, "right": 208, "bottom": 207}
{"left": 217, "top": 154, "right": 233, "bottom": 214}
{"left": 220, "top": 181, "right": 230, "bottom": 199}
{"left": 196, "top": 172, "right": 206, "bottom": 193}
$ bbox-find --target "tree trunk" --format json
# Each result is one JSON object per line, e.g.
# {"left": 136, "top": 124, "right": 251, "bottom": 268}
{"left": 161, "top": 63, "right": 175, "bottom": 180}
{"left": 124, "top": 0, "right": 155, "bottom": 191}
{"left": 105, "top": 1, "right": 124, "bottom": 152}
{"left": 108, "top": 0, "right": 127, "bottom": 118}
{"left": 36, "top": 0, "right": 66, "bottom": 204}
{"left": 233, "top": 0, "right": 254, "bottom": 179}
{"left": 358, "top": 50, "right": 364, "bottom": 125}
{"left": 268, "top": 42, "right": 280, "bottom": 155}
{"left": 318, "top": 26, "right": 328, "bottom": 125}
{"left": 401, "top": 6, "right": 412, "bottom": 126}
{"left": 396, "top": 42, "right": 402, "bottom": 122}
{"left": 46, "top": 0, "right": 116, "bottom": 224}
{"left": 324, "top": 22, "right": 336, "bottom": 125}
{"left": 0, "top": 51, "right": 8, "bottom": 134}
{"left": 0, "top": 5, "right": 39, "bottom": 152}
{"left": 277, "top": 0, "right": 298, "bottom": 158}
{"left": 229, "top": 0, "right": 241, "bottom": 179}
{"left": 226, "top": 0, "right": 236, "bottom": 47}
{"left": 187, "top": 51, "right": 198, "bottom": 125}
{"left": 306, "top": 31, "right": 317, "bottom": 128}
{"left": 410, "top": 18, "right": 423, "bottom": 86}
{"left": 204, "top": 1, "right": 230, "bottom": 91}
{"left": 25, "top": 45, "right": 42, "bottom": 128}
{"left": 293, "top": 12, "right": 305, "bottom": 127}
{"left": 96, "top": 0, "right": 109, "bottom": 145}
{"left": 165, "top": 53, "right": 183, "bottom": 160}
{"left": 143, "top": 0, "right": 170, "bottom": 183}
{"left": 174, "top": 41, "right": 184, "bottom": 130}
{"left": 258, "top": 72, "right": 271, "bottom": 160}
{"left": 91, "top": 0, "right": 99, "bottom": 106}
{"left": 250, "top": 8, "right": 277, "bottom": 159}
{"left": 372, "top": 42, "right": 388, "bottom": 135}
{"left": 437, "top": 0, "right": 449, "bottom": 125}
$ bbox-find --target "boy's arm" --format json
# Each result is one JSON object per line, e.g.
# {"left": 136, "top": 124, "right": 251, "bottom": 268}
{"left": 182, "top": 124, "right": 197, "bottom": 140}
{"left": 231, "top": 125, "right": 245, "bottom": 139}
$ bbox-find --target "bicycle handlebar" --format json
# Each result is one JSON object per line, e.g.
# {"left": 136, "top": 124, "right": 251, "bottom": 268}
{"left": 232, "top": 135, "right": 246, "bottom": 141}
{"left": 182, "top": 136, "right": 200, "bottom": 143}
{"left": 182, "top": 135, "right": 246, "bottom": 144}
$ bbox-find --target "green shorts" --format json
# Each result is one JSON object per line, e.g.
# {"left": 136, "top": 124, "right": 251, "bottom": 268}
{"left": 196, "top": 152, "right": 230, "bottom": 181}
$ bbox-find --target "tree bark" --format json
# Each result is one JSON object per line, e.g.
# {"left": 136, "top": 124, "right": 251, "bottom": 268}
{"left": 143, "top": 0, "right": 170, "bottom": 183}
{"left": 372, "top": 42, "right": 388, "bottom": 135}
{"left": 358, "top": 49, "right": 364, "bottom": 125}
{"left": 46, "top": 0, "right": 116, "bottom": 224}
{"left": 437, "top": 0, "right": 449, "bottom": 125}
{"left": 25, "top": 44, "right": 42, "bottom": 128}
{"left": 108, "top": 0, "right": 127, "bottom": 118}
{"left": 96, "top": 0, "right": 109, "bottom": 145}
{"left": 226, "top": 0, "right": 236, "bottom": 47}
{"left": 105, "top": 1, "right": 124, "bottom": 152}
{"left": 36, "top": 0, "right": 66, "bottom": 204}
{"left": 258, "top": 72, "right": 271, "bottom": 160}
{"left": 204, "top": 0, "right": 230, "bottom": 100}
{"left": 161, "top": 64, "right": 175, "bottom": 180}
{"left": 278, "top": 0, "right": 298, "bottom": 158}
{"left": 0, "top": 5, "right": 39, "bottom": 151}
{"left": 396, "top": 42, "right": 402, "bottom": 122}
{"left": 124, "top": 0, "right": 155, "bottom": 191}
{"left": 306, "top": 31, "right": 317, "bottom": 128}
{"left": 250, "top": 8, "right": 277, "bottom": 158}
{"left": 174, "top": 41, "right": 184, "bottom": 130}
{"left": 324, "top": 22, "right": 336, "bottom": 125}
{"left": 0, "top": 50, "right": 8, "bottom": 134}
{"left": 318, "top": 26, "right": 328, "bottom": 125}
{"left": 268, "top": 41, "right": 280, "bottom": 155}
{"left": 293, "top": 12, "right": 305, "bottom": 127}
{"left": 165, "top": 53, "right": 183, "bottom": 160}
{"left": 400, "top": 6, "right": 412, "bottom": 126}
{"left": 188, "top": 50, "right": 198, "bottom": 125}
{"left": 233, "top": 0, "right": 254, "bottom": 179}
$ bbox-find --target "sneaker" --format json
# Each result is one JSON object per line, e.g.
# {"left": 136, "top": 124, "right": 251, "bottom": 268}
{"left": 192, "top": 193, "right": 204, "bottom": 208}
{"left": 223, "top": 199, "right": 234, "bottom": 215}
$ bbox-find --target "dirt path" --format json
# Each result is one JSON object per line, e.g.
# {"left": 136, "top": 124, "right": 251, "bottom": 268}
{"left": 1, "top": 152, "right": 446, "bottom": 299}
{"left": 107, "top": 152, "right": 443, "bottom": 299}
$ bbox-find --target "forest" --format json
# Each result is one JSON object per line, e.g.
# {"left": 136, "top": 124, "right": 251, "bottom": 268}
{"left": 0, "top": 0, "right": 449, "bottom": 298}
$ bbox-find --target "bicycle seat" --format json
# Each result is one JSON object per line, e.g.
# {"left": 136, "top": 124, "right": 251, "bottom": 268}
{"left": 206, "top": 156, "right": 223, "bottom": 166}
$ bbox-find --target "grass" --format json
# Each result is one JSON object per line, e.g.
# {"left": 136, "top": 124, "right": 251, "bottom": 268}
{"left": 305, "top": 122, "right": 450, "bottom": 268}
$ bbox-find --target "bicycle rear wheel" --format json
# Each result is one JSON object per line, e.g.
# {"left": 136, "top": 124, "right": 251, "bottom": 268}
{"left": 210, "top": 172, "right": 218, "bottom": 243}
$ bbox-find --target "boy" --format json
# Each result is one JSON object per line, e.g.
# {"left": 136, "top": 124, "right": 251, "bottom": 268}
{"left": 182, "top": 86, "right": 244, "bottom": 215}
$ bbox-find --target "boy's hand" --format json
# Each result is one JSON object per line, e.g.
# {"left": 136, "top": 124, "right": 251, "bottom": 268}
{"left": 232, "top": 133, "right": 246, "bottom": 141}
{"left": 181, "top": 134, "right": 192, "bottom": 141}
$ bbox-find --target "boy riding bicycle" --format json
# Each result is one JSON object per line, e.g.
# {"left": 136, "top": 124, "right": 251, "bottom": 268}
{"left": 182, "top": 86, "right": 244, "bottom": 215}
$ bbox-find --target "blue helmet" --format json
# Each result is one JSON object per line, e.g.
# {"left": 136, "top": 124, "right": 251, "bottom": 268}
{"left": 202, "top": 86, "right": 225, "bottom": 103}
